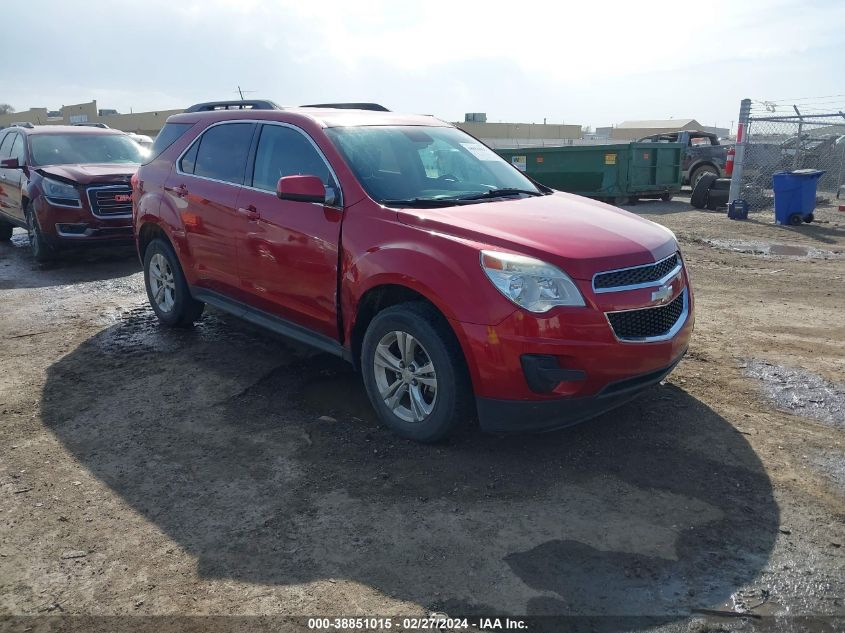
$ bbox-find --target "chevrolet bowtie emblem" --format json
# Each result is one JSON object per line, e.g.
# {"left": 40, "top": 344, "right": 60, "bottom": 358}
{"left": 651, "top": 284, "right": 673, "bottom": 303}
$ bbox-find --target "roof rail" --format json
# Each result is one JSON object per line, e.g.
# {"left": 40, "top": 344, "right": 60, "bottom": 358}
{"left": 184, "top": 100, "right": 282, "bottom": 113}
{"left": 10, "top": 122, "right": 35, "bottom": 128}
{"left": 300, "top": 103, "right": 390, "bottom": 112}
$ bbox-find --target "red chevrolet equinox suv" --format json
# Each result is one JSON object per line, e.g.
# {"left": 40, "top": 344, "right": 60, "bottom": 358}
{"left": 0, "top": 125, "right": 145, "bottom": 261}
{"left": 132, "top": 100, "right": 694, "bottom": 442}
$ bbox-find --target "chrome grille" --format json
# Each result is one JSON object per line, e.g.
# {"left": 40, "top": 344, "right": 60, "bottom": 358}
{"left": 606, "top": 290, "right": 687, "bottom": 341}
{"left": 593, "top": 252, "right": 680, "bottom": 291}
{"left": 87, "top": 185, "right": 132, "bottom": 217}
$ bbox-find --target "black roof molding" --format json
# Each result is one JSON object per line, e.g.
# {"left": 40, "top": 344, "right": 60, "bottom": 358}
{"left": 300, "top": 103, "right": 390, "bottom": 112}
{"left": 184, "top": 100, "right": 282, "bottom": 113}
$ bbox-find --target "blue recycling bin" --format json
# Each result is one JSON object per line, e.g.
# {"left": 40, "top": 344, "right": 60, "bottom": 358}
{"left": 772, "top": 169, "right": 825, "bottom": 225}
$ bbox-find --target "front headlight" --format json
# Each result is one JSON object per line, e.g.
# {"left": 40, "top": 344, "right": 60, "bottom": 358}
{"left": 42, "top": 178, "right": 81, "bottom": 205}
{"left": 480, "top": 250, "right": 585, "bottom": 313}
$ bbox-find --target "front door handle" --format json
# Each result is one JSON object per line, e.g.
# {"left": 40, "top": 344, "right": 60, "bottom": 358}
{"left": 164, "top": 184, "right": 189, "bottom": 198}
{"left": 237, "top": 205, "right": 260, "bottom": 221}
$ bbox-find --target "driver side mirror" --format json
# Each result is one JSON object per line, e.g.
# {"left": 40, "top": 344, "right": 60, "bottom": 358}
{"left": 276, "top": 175, "right": 327, "bottom": 204}
{"left": 0, "top": 157, "right": 20, "bottom": 169}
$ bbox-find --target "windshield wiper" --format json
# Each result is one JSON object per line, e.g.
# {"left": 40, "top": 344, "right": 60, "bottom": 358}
{"left": 381, "top": 198, "right": 461, "bottom": 208}
{"left": 456, "top": 188, "right": 544, "bottom": 201}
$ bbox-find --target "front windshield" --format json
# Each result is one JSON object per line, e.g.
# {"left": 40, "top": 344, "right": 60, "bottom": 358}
{"left": 29, "top": 133, "right": 147, "bottom": 166}
{"left": 325, "top": 125, "right": 541, "bottom": 204}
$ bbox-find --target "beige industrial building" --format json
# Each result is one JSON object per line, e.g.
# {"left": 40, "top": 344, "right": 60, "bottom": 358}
{"left": 0, "top": 100, "right": 183, "bottom": 136}
{"left": 605, "top": 119, "right": 730, "bottom": 140}
{"left": 2, "top": 102, "right": 585, "bottom": 148}
{"left": 454, "top": 119, "right": 582, "bottom": 149}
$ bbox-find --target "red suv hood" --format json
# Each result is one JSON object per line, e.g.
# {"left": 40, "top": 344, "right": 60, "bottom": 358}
{"left": 37, "top": 163, "right": 138, "bottom": 185}
{"left": 397, "top": 192, "right": 677, "bottom": 280}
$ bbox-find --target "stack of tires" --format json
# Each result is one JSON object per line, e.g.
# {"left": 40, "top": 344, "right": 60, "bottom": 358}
{"left": 691, "top": 174, "right": 731, "bottom": 211}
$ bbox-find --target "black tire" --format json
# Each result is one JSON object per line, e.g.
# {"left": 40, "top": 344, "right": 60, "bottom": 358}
{"left": 689, "top": 164, "right": 719, "bottom": 187}
{"left": 0, "top": 219, "right": 13, "bottom": 241}
{"left": 361, "top": 301, "right": 472, "bottom": 443}
{"left": 660, "top": 193, "right": 673, "bottom": 202}
{"left": 143, "top": 238, "right": 204, "bottom": 327}
{"left": 712, "top": 178, "right": 732, "bottom": 191}
{"left": 788, "top": 213, "right": 803, "bottom": 226}
{"left": 690, "top": 173, "right": 717, "bottom": 209}
{"left": 25, "top": 203, "right": 54, "bottom": 263}
{"left": 803, "top": 214, "right": 814, "bottom": 223}
{"left": 707, "top": 188, "right": 729, "bottom": 211}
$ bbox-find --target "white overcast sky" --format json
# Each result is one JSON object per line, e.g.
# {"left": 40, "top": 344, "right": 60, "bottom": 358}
{"left": 2, "top": 0, "right": 843, "bottom": 131}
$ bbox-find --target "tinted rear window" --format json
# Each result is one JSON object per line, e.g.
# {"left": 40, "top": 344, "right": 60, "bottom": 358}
{"left": 147, "top": 122, "right": 194, "bottom": 161}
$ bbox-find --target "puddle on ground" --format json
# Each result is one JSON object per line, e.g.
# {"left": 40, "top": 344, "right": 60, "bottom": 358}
{"left": 706, "top": 239, "right": 844, "bottom": 259}
{"left": 742, "top": 360, "right": 845, "bottom": 429}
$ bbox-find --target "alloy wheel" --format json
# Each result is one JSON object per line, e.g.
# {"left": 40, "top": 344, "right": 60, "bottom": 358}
{"left": 148, "top": 253, "right": 176, "bottom": 313}
{"left": 373, "top": 330, "right": 438, "bottom": 423}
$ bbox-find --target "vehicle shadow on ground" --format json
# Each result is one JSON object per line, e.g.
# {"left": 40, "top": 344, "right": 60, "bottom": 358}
{"left": 41, "top": 309, "right": 778, "bottom": 629}
{"left": 0, "top": 229, "right": 139, "bottom": 290}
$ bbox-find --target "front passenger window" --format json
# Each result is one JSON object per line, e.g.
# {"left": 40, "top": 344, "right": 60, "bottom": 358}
{"left": 251, "top": 125, "right": 336, "bottom": 194}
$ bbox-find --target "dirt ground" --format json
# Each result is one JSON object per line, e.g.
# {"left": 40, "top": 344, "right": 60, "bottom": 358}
{"left": 1, "top": 197, "right": 843, "bottom": 632}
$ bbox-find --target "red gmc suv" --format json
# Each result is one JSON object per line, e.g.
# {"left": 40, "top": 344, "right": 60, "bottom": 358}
{"left": 132, "top": 100, "right": 694, "bottom": 442}
{"left": 0, "top": 125, "right": 145, "bottom": 261}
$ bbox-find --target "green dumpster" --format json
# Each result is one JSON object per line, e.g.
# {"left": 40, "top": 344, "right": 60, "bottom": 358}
{"left": 495, "top": 142, "right": 684, "bottom": 204}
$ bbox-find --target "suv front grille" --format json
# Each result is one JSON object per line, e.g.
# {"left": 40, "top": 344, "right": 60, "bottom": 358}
{"left": 594, "top": 252, "right": 680, "bottom": 291}
{"left": 606, "top": 290, "right": 686, "bottom": 341}
{"left": 87, "top": 185, "right": 132, "bottom": 217}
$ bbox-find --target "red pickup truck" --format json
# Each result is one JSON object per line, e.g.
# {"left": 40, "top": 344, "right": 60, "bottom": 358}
{"left": 132, "top": 101, "right": 693, "bottom": 442}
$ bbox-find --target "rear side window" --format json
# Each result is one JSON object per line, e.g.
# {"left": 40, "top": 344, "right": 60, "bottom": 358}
{"left": 179, "top": 142, "right": 199, "bottom": 174}
{"left": 191, "top": 123, "right": 254, "bottom": 185}
{"left": 148, "top": 122, "right": 193, "bottom": 161}
{"left": 251, "top": 124, "right": 335, "bottom": 192}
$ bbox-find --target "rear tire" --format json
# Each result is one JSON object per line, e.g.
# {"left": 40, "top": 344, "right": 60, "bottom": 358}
{"left": 25, "top": 203, "right": 53, "bottom": 263}
{"left": 803, "top": 214, "right": 814, "bottom": 223}
{"left": 690, "top": 165, "right": 719, "bottom": 187}
{"left": 0, "top": 219, "right": 12, "bottom": 241}
{"left": 660, "top": 193, "right": 673, "bottom": 202}
{"left": 143, "top": 238, "right": 204, "bottom": 327}
{"left": 361, "top": 301, "right": 472, "bottom": 442}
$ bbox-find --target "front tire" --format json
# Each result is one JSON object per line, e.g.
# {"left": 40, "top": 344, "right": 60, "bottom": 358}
{"left": 25, "top": 203, "right": 53, "bottom": 263}
{"left": 361, "top": 302, "right": 472, "bottom": 442}
{"left": 143, "top": 238, "right": 204, "bottom": 327}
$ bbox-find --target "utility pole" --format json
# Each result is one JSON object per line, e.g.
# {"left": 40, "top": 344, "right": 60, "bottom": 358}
{"left": 728, "top": 98, "right": 751, "bottom": 205}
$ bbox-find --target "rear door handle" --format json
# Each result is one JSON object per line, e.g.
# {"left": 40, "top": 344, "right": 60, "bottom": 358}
{"left": 237, "top": 205, "right": 260, "bottom": 221}
{"left": 164, "top": 184, "right": 189, "bottom": 198}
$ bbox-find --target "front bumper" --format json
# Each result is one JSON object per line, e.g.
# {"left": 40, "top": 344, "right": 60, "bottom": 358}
{"left": 35, "top": 195, "right": 133, "bottom": 248}
{"left": 454, "top": 265, "right": 694, "bottom": 433}
{"left": 476, "top": 350, "right": 685, "bottom": 433}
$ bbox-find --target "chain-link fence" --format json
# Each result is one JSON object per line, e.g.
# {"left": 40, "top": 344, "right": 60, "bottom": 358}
{"left": 737, "top": 109, "right": 845, "bottom": 209}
